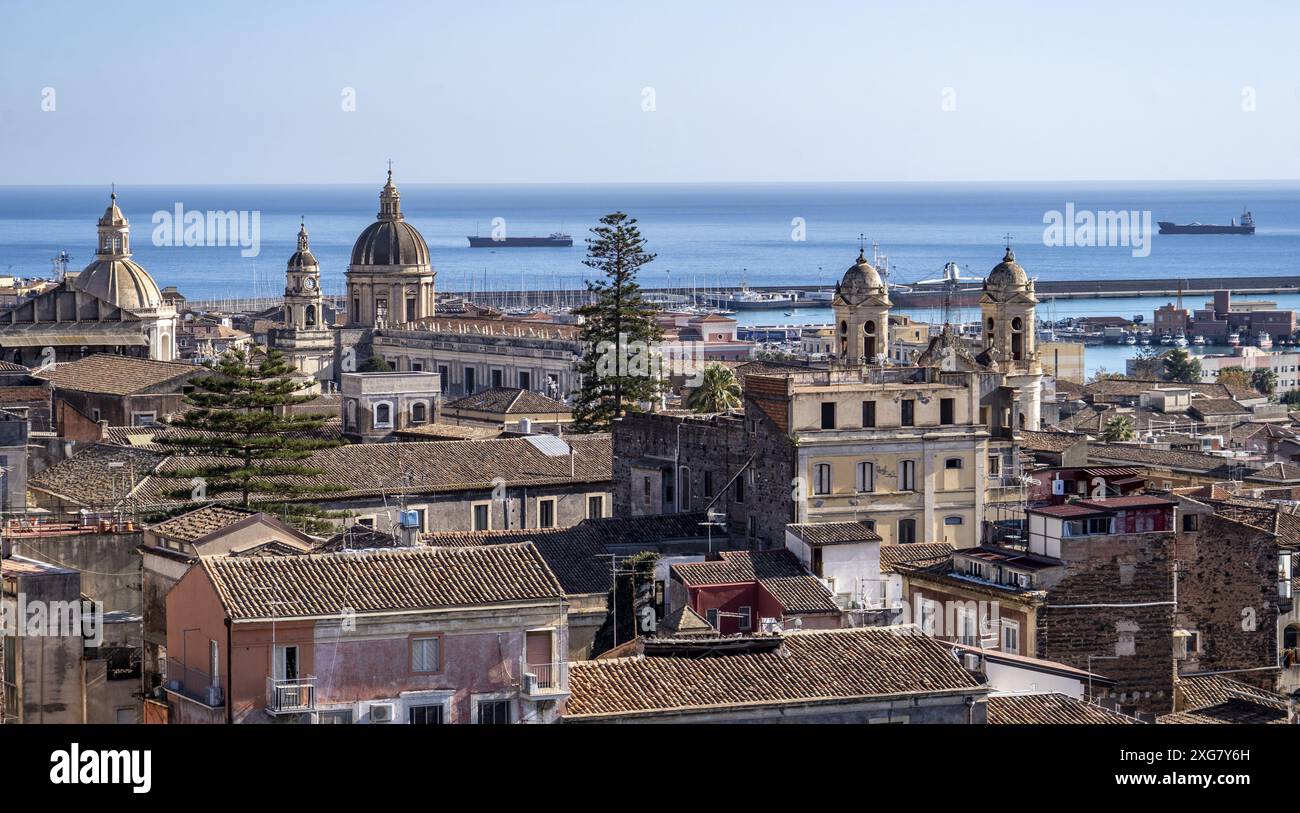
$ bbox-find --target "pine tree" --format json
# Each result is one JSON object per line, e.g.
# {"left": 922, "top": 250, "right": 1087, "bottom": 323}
{"left": 1163, "top": 348, "right": 1201, "bottom": 384}
{"left": 155, "top": 347, "right": 345, "bottom": 532}
{"left": 572, "top": 212, "right": 664, "bottom": 431}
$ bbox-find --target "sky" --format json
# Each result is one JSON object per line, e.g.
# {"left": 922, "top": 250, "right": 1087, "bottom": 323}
{"left": 1, "top": 0, "right": 1298, "bottom": 185}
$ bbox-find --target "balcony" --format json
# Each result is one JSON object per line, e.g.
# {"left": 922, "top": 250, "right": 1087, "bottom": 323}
{"left": 520, "top": 660, "right": 569, "bottom": 700}
{"left": 265, "top": 676, "right": 317, "bottom": 715}
{"left": 165, "top": 658, "right": 224, "bottom": 708}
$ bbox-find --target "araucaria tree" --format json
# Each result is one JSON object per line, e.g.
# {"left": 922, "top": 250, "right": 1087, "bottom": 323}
{"left": 572, "top": 212, "right": 664, "bottom": 431}
{"left": 156, "top": 347, "right": 343, "bottom": 529}
{"left": 1163, "top": 347, "right": 1201, "bottom": 384}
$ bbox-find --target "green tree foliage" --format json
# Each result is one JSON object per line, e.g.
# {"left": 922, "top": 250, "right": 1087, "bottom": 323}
{"left": 1129, "top": 345, "right": 1166, "bottom": 379}
{"left": 155, "top": 347, "right": 344, "bottom": 532}
{"left": 358, "top": 355, "right": 392, "bottom": 373}
{"left": 1101, "top": 414, "right": 1135, "bottom": 443}
{"left": 1251, "top": 368, "right": 1278, "bottom": 396}
{"left": 1162, "top": 348, "right": 1201, "bottom": 384}
{"left": 572, "top": 212, "right": 664, "bottom": 431}
{"left": 1215, "top": 366, "right": 1252, "bottom": 390}
{"left": 688, "top": 363, "right": 742, "bottom": 413}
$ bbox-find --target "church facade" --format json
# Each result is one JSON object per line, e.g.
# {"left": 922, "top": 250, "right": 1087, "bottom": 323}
{"left": 0, "top": 193, "right": 178, "bottom": 366}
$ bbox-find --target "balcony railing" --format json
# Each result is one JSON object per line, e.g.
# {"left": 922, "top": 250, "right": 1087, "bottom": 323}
{"left": 520, "top": 661, "right": 568, "bottom": 698}
{"left": 266, "top": 676, "right": 317, "bottom": 715}
{"left": 164, "top": 658, "right": 224, "bottom": 708}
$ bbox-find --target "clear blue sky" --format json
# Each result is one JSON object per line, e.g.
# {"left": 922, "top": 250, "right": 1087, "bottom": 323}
{"left": 2, "top": 0, "right": 1298, "bottom": 185}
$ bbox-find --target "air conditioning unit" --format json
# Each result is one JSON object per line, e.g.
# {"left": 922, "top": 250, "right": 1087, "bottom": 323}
{"left": 962, "top": 653, "right": 982, "bottom": 671}
{"left": 369, "top": 703, "right": 395, "bottom": 723}
{"left": 521, "top": 673, "right": 537, "bottom": 694}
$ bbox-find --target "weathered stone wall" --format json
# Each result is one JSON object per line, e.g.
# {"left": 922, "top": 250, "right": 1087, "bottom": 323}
{"left": 1036, "top": 531, "right": 1176, "bottom": 715}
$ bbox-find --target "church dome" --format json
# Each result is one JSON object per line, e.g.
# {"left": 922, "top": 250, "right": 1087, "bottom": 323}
{"left": 349, "top": 170, "right": 431, "bottom": 268}
{"left": 70, "top": 190, "right": 165, "bottom": 312}
{"left": 837, "top": 249, "right": 884, "bottom": 304}
{"left": 986, "top": 247, "right": 1029, "bottom": 289}
{"left": 74, "top": 257, "right": 164, "bottom": 311}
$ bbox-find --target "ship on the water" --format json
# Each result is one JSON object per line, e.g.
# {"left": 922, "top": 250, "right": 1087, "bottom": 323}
{"left": 1157, "top": 209, "right": 1255, "bottom": 235}
{"left": 467, "top": 231, "right": 573, "bottom": 247}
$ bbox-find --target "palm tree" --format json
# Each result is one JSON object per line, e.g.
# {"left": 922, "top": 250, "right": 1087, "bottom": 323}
{"left": 1101, "top": 414, "right": 1135, "bottom": 443}
{"left": 688, "top": 364, "right": 742, "bottom": 413}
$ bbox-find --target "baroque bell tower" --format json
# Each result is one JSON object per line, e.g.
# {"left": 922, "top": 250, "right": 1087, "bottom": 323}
{"left": 832, "top": 246, "right": 892, "bottom": 365}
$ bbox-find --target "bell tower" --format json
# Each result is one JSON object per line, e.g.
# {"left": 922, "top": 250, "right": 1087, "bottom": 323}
{"left": 284, "top": 218, "right": 323, "bottom": 330}
{"left": 832, "top": 246, "right": 891, "bottom": 365}
{"left": 980, "top": 244, "right": 1042, "bottom": 429}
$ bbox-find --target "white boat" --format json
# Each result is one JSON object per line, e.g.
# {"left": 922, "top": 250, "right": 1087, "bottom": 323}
{"left": 1258, "top": 331, "right": 1273, "bottom": 350}
{"left": 1174, "top": 336, "right": 1189, "bottom": 348}
{"left": 1192, "top": 335, "right": 1206, "bottom": 346}
{"left": 1160, "top": 335, "right": 1173, "bottom": 345}
{"left": 1124, "top": 335, "right": 1137, "bottom": 345}
{"left": 1228, "top": 332, "right": 1241, "bottom": 347}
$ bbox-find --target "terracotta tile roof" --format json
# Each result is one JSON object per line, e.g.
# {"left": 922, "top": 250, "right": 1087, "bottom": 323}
{"left": 565, "top": 627, "right": 984, "bottom": 720}
{"left": 786, "top": 521, "right": 881, "bottom": 546}
{"left": 1018, "top": 430, "right": 1086, "bottom": 453}
{"left": 148, "top": 504, "right": 259, "bottom": 543}
{"left": 35, "top": 354, "right": 200, "bottom": 395}
{"left": 1246, "top": 461, "right": 1300, "bottom": 482}
{"left": 0, "top": 360, "right": 31, "bottom": 372}
{"left": 1189, "top": 397, "right": 1250, "bottom": 416}
{"left": 673, "top": 550, "right": 839, "bottom": 614}
{"left": 445, "top": 387, "right": 571, "bottom": 415}
{"left": 1175, "top": 674, "right": 1290, "bottom": 711}
{"left": 201, "top": 542, "right": 564, "bottom": 620}
{"left": 29, "top": 444, "right": 166, "bottom": 505}
{"left": 104, "top": 420, "right": 344, "bottom": 451}
{"left": 659, "top": 604, "right": 715, "bottom": 636}
{"left": 0, "top": 385, "right": 50, "bottom": 403}
{"left": 879, "top": 543, "right": 955, "bottom": 573}
{"left": 1083, "top": 379, "right": 1233, "bottom": 403}
{"left": 1086, "top": 443, "right": 1236, "bottom": 474}
{"left": 988, "top": 693, "right": 1137, "bottom": 725}
{"left": 316, "top": 525, "right": 402, "bottom": 552}
{"left": 391, "top": 422, "right": 503, "bottom": 440}
{"left": 422, "top": 514, "right": 710, "bottom": 595}
{"left": 1159, "top": 699, "right": 1289, "bottom": 724}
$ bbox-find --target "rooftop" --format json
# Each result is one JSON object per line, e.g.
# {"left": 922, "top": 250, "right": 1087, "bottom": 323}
{"left": 445, "top": 387, "right": 571, "bottom": 415}
{"left": 878, "top": 542, "right": 955, "bottom": 574}
{"left": 35, "top": 353, "right": 199, "bottom": 396}
{"left": 987, "top": 693, "right": 1137, "bottom": 725}
{"left": 565, "top": 627, "right": 984, "bottom": 720}
{"left": 148, "top": 504, "right": 259, "bottom": 543}
{"left": 201, "top": 542, "right": 564, "bottom": 620}
{"left": 672, "top": 550, "right": 839, "bottom": 614}
{"left": 786, "top": 521, "right": 881, "bottom": 546}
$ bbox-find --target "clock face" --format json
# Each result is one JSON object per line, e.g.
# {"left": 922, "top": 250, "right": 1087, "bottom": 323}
{"left": 303, "top": 276, "right": 317, "bottom": 291}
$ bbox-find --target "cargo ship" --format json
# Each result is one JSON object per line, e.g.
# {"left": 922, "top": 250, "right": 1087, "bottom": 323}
{"left": 1157, "top": 209, "right": 1255, "bottom": 235}
{"left": 467, "top": 231, "right": 573, "bottom": 248}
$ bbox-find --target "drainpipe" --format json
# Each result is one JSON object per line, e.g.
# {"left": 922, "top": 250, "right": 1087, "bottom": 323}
{"left": 224, "top": 616, "right": 233, "bottom": 725}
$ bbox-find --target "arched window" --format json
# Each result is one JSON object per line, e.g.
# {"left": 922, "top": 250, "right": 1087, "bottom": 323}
{"left": 345, "top": 399, "right": 357, "bottom": 428}
{"left": 374, "top": 402, "right": 392, "bottom": 428}
{"left": 411, "top": 401, "right": 427, "bottom": 424}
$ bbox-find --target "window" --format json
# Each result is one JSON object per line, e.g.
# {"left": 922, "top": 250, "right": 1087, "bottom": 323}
{"left": 900, "top": 460, "right": 916, "bottom": 492}
{"left": 209, "top": 640, "right": 219, "bottom": 684}
{"left": 318, "top": 710, "right": 353, "bottom": 724}
{"left": 940, "top": 398, "right": 954, "bottom": 425}
{"left": 1001, "top": 620, "right": 1021, "bottom": 655}
{"left": 518, "top": 371, "right": 531, "bottom": 390}
{"left": 538, "top": 497, "right": 556, "bottom": 529}
{"left": 988, "top": 454, "right": 1001, "bottom": 477}
{"left": 587, "top": 494, "right": 605, "bottom": 519}
{"left": 273, "top": 645, "right": 299, "bottom": 681}
{"left": 945, "top": 458, "right": 963, "bottom": 470}
{"left": 411, "top": 402, "right": 428, "bottom": 424}
{"left": 475, "top": 699, "right": 511, "bottom": 725}
{"left": 856, "top": 461, "right": 874, "bottom": 493}
{"left": 703, "top": 471, "right": 714, "bottom": 498}
{"left": 1182, "top": 513, "right": 1200, "bottom": 532}
{"left": 491, "top": 369, "right": 504, "bottom": 388}
{"left": 706, "top": 608, "right": 720, "bottom": 628}
{"left": 92, "top": 408, "right": 101, "bottom": 423}
{"left": 862, "top": 400, "right": 876, "bottom": 428}
{"left": 821, "top": 402, "right": 837, "bottom": 429}
{"left": 411, "top": 636, "right": 441, "bottom": 673}
{"left": 464, "top": 367, "right": 476, "bottom": 394}
{"left": 813, "top": 463, "right": 832, "bottom": 495}
{"left": 901, "top": 399, "right": 915, "bottom": 427}
{"left": 956, "top": 606, "right": 978, "bottom": 645}
{"left": 406, "top": 296, "right": 417, "bottom": 323}
{"left": 678, "top": 466, "right": 691, "bottom": 510}
{"left": 471, "top": 502, "right": 491, "bottom": 532}
{"left": 898, "top": 518, "right": 917, "bottom": 544}
{"left": 408, "top": 705, "right": 444, "bottom": 725}
{"left": 734, "top": 475, "right": 745, "bottom": 504}
{"left": 944, "top": 516, "right": 964, "bottom": 525}
{"left": 437, "top": 365, "right": 449, "bottom": 394}
{"left": 374, "top": 402, "right": 392, "bottom": 428}
{"left": 919, "top": 599, "right": 937, "bottom": 635}
{"left": 738, "top": 606, "right": 753, "bottom": 631}
{"left": 132, "top": 411, "right": 157, "bottom": 426}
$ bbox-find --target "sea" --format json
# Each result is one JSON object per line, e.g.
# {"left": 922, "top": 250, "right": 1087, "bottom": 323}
{"left": 3, "top": 181, "right": 1299, "bottom": 377}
